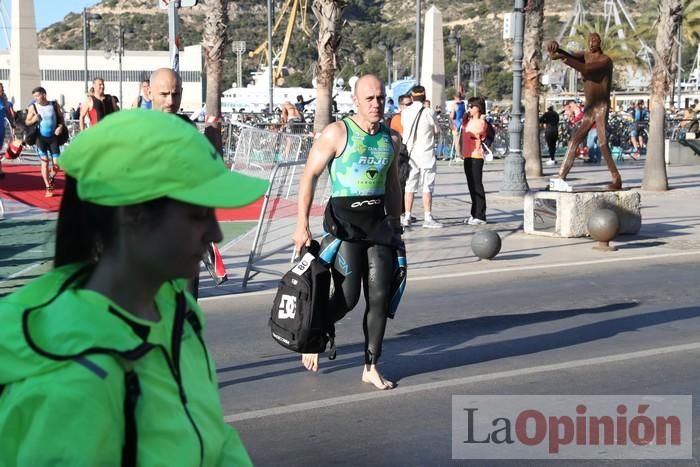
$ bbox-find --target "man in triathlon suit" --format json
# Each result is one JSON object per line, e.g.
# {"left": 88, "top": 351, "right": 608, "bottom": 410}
{"left": 131, "top": 79, "right": 153, "bottom": 109}
{"left": 149, "top": 68, "right": 183, "bottom": 114}
{"left": 25, "top": 87, "right": 66, "bottom": 197}
{"left": 79, "top": 78, "right": 119, "bottom": 130}
{"left": 293, "top": 74, "right": 402, "bottom": 390}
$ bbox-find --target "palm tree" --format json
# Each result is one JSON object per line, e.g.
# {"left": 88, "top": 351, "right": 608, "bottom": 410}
{"left": 568, "top": 19, "right": 643, "bottom": 88}
{"left": 642, "top": 0, "right": 683, "bottom": 191}
{"left": 523, "top": 0, "right": 544, "bottom": 179}
{"left": 312, "top": 0, "right": 347, "bottom": 134}
{"left": 202, "top": 0, "right": 228, "bottom": 152}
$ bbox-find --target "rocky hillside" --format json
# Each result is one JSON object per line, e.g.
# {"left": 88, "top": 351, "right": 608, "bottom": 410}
{"left": 37, "top": 0, "right": 655, "bottom": 99}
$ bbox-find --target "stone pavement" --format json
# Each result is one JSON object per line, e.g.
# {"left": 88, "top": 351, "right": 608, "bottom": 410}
{"left": 2, "top": 154, "right": 698, "bottom": 297}
{"left": 198, "top": 156, "right": 700, "bottom": 297}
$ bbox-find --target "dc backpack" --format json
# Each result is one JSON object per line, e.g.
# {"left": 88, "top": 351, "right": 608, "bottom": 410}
{"left": 269, "top": 240, "right": 336, "bottom": 359}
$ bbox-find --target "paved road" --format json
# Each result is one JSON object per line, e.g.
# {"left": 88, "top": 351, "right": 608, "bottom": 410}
{"left": 203, "top": 252, "right": 700, "bottom": 466}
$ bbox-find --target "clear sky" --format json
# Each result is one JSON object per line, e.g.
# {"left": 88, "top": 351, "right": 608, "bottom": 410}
{"left": 1, "top": 0, "right": 99, "bottom": 48}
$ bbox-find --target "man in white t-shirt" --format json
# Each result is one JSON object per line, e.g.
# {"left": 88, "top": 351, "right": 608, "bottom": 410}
{"left": 400, "top": 85, "right": 442, "bottom": 228}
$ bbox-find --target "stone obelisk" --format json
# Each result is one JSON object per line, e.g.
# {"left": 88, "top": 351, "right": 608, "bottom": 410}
{"left": 420, "top": 6, "right": 445, "bottom": 112}
{"left": 10, "top": 0, "right": 41, "bottom": 107}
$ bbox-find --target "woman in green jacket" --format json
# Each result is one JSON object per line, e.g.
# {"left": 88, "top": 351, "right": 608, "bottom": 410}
{"left": 0, "top": 110, "right": 268, "bottom": 466}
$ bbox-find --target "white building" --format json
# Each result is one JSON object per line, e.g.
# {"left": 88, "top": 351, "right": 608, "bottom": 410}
{"left": 0, "top": 45, "right": 203, "bottom": 112}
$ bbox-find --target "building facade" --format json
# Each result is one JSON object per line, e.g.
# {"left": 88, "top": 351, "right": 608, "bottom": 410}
{"left": 0, "top": 45, "right": 203, "bottom": 112}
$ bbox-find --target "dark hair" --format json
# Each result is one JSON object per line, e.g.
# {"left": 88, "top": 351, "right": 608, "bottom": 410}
{"left": 54, "top": 176, "right": 172, "bottom": 267}
{"left": 296, "top": 95, "right": 303, "bottom": 102}
{"left": 32, "top": 86, "right": 47, "bottom": 95}
{"left": 467, "top": 96, "right": 486, "bottom": 115}
{"left": 410, "top": 86, "right": 426, "bottom": 103}
{"left": 399, "top": 94, "right": 412, "bottom": 105}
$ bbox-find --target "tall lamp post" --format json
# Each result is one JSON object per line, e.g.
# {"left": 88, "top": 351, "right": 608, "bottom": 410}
{"left": 104, "top": 22, "right": 134, "bottom": 107}
{"left": 500, "top": 0, "right": 529, "bottom": 196}
{"left": 377, "top": 40, "right": 395, "bottom": 88}
{"left": 267, "top": 0, "right": 273, "bottom": 114}
{"left": 468, "top": 60, "right": 482, "bottom": 97}
{"left": 415, "top": 0, "right": 421, "bottom": 82}
{"left": 82, "top": 8, "right": 102, "bottom": 93}
{"left": 448, "top": 29, "right": 462, "bottom": 93}
{"left": 232, "top": 41, "right": 246, "bottom": 88}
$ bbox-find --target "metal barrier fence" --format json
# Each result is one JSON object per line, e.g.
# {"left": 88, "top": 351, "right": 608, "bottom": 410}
{"left": 241, "top": 158, "right": 330, "bottom": 288}
{"left": 224, "top": 124, "right": 327, "bottom": 287}
{"left": 229, "top": 125, "right": 314, "bottom": 176}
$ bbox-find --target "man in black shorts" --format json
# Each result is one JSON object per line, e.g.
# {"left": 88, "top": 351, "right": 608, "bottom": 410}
{"left": 25, "top": 87, "right": 67, "bottom": 197}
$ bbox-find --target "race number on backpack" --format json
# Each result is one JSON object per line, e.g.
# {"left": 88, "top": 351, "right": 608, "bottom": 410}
{"left": 269, "top": 240, "right": 336, "bottom": 359}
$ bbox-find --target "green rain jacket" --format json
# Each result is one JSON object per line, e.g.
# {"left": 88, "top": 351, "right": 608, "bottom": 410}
{"left": 0, "top": 263, "right": 253, "bottom": 466}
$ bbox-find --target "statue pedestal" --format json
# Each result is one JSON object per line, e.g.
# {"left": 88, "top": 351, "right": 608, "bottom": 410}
{"left": 524, "top": 190, "right": 642, "bottom": 238}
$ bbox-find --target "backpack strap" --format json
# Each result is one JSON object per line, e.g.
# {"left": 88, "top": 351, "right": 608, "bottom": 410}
{"left": 406, "top": 107, "right": 425, "bottom": 157}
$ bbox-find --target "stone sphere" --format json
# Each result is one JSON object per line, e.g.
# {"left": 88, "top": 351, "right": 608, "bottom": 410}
{"left": 471, "top": 230, "right": 502, "bottom": 260}
{"left": 587, "top": 208, "right": 619, "bottom": 242}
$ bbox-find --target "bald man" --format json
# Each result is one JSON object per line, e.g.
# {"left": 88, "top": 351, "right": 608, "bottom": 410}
{"left": 148, "top": 68, "right": 183, "bottom": 113}
{"left": 293, "top": 74, "right": 403, "bottom": 390}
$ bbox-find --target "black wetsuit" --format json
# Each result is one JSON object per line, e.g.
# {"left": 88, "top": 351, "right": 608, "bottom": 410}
{"left": 321, "top": 118, "right": 398, "bottom": 364}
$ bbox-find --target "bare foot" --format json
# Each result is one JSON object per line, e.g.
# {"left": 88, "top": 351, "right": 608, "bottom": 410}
{"left": 302, "top": 353, "right": 319, "bottom": 372}
{"left": 361, "top": 364, "right": 395, "bottom": 390}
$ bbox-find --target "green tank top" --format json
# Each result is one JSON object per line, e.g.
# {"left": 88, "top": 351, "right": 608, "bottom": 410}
{"left": 329, "top": 118, "right": 394, "bottom": 197}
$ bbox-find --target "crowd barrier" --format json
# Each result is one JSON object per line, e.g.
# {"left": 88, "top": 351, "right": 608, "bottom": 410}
{"left": 241, "top": 159, "right": 330, "bottom": 287}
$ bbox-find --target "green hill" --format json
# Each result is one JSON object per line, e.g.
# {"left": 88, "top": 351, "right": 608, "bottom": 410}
{"left": 37, "top": 0, "right": 657, "bottom": 100}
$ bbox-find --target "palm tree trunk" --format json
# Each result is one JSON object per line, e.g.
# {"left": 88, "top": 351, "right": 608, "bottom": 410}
{"left": 202, "top": 0, "right": 228, "bottom": 153}
{"left": 312, "top": 0, "right": 347, "bottom": 134}
{"left": 642, "top": 0, "right": 682, "bottom": 191}
{"left": 523, "top": 0, "right": 544, "bottom": 178}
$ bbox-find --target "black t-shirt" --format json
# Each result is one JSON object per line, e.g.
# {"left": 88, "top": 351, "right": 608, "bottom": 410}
{"left": 540, "top": 110, "right": 559, "bottom": 132}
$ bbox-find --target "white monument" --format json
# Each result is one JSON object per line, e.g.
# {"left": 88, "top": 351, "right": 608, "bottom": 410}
{"left": 420, "top": 5, "right": 445, "bottom": 112}
{"left": 9, "top": 0, "right": 41, "bottom": 107}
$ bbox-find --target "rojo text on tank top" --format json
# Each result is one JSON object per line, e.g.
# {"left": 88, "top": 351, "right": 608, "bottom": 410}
{"left": 329, "top": 118, "right": 394, "bottom": 198}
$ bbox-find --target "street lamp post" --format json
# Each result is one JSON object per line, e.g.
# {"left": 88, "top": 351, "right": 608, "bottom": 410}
{"left": 104, "top": 23, "right": 134, "bottom": 107}
{"left": 448, "top": 29, "right": 462, "bottom": 93}
{"left": 82, "top": 8, "right": 102, "bottom": 93}
{"left": 415, "top": 0, "right": 421, "bottom": 82}
{"left": 232, "top": 41, "right": 246, "bottom": 87}
{"left": 267, "top": 0, "right": 273, "bottom": 114}
{"left": 377, "top": 41, "right": 395, "bottom": 88}
{"left": 500, "top": 0, "right": 529, "bottom": 196}
{"left": 469, "top": 60, "right": 482, "bottom": 97}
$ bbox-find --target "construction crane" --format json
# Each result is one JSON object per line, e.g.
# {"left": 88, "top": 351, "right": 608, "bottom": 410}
{"left": 249, "top": 0, "right": 312, "bottom": 85}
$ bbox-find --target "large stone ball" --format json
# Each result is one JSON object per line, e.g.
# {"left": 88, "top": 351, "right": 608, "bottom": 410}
{"left": 587, "top": 208, "right": 619, "bottom": 242}
{"left": 471, "top": 230, "right": 502, "bottom": 260}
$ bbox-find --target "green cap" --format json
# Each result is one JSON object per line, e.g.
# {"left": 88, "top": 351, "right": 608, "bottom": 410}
{"left": 60, "top": 109, "right": 268, "bottom": 208}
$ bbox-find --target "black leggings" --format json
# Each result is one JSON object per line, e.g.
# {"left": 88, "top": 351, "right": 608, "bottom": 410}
{"left": 463, "top": 158, "right": 486, "bottom": 221}
{"left": 545, "top": 131, "right": 558, "bottom": 160}
{"left": 321, "top": 235, "right": 394, "bottom": 365}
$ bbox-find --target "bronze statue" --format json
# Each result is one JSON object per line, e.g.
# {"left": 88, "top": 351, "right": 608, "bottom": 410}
{"left": 548, "top": 33, "right": 622, "bottom": 190}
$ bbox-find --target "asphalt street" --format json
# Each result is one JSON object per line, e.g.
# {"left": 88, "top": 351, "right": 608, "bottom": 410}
{"left": 203, "top": 252, "right": 700, "bottom": 466}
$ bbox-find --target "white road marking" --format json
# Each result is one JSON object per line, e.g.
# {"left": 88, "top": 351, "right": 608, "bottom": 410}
{"left": 203, "top": 250, "right": 700, "bottom": 302}
{"left": 4, "top": 261, "right": 46, "bottom": 280}
{"left": 224, "top": 341, "right": 700, "bottom": 423}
